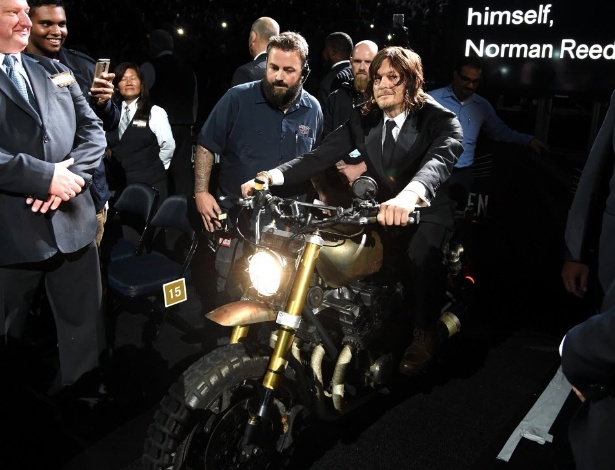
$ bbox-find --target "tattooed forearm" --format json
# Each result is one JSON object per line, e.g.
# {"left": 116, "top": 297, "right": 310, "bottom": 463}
{"left": 194, "top": 144, "right": 215, "bottom": 194}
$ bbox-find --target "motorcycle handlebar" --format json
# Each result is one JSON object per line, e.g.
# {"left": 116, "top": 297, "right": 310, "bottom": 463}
{"left": 241, "top": 184, "right": 420, "bottom": 227}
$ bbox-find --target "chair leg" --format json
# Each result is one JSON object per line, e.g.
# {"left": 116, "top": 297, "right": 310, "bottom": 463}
{"left": 105, "top": 297, "right": 124, "bottom": 353}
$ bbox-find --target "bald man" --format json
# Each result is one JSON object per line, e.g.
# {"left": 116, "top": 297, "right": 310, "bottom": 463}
{"left": 311, "top": 40, "right": 379, "bottom": 206}
{"left": 323, "top": 39, "right": 378, "bottom": 137}
{"left": 230, "top": 17, "right": 280, "bottom": 87}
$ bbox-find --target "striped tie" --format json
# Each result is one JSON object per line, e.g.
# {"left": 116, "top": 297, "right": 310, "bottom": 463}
{"left": 3, "top": 54, "right": 30, "bottom": 103}
{"left": 119, "top": 104, "right": 131, "bottom": 138}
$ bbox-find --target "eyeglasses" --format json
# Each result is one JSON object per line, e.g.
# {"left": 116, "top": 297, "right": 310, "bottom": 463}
{"left": 457, "top": 72, "right": 480, "bottom": 85}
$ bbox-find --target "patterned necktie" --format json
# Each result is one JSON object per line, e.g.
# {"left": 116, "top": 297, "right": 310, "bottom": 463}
{"left": 119, "top": 104, "right": 131, "bottom": 137}
{"left": 382, "top": 120, "right": 397, "bottom": 168}
{"left": 3, "top": 54, "right": 30, "bottom": 103}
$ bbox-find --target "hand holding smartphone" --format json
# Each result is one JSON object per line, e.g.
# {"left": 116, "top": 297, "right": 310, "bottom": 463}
{"left": 91, "top": 59, "right": 110, "bottom": 89}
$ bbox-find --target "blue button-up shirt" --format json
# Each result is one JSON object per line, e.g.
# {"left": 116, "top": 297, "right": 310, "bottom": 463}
{"left": 198, "top": 81, "right": 323, "bottom": 210}
{"left": 428, "top": 85, "right": 533, "bottom": 168}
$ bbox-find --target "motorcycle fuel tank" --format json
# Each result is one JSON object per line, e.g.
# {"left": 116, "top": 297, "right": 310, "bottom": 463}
{"left": 317, "top": 228, "right": 383, "bottom": 288}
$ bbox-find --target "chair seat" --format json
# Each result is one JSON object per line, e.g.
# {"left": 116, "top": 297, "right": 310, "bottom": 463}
{"left": 107, "top": 252, "right": 193, "bottom": 298}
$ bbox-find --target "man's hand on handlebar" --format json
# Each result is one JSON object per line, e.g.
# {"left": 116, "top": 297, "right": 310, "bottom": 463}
{"left": 195, "top": 191, "right": 223, "bottom": 233}
{"left": 241, "top": 179, "right": 257, "bottom": 198}
{"left": 377, "top": 190, "right": 418, "bottom": 226}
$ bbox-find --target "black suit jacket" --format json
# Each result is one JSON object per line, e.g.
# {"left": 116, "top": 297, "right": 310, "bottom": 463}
{"left": 278, "top": 98, "right": 463, "bottom": 228}
{"left": 231, "top": 53, "right": 267, "bottom": 87}
{"left": 561, "top": 303, "right": 615, "bottom": 470}
{"left": 316, "top": 60, "right": 351, "bottom": 106}
{"left": 564, "top": 89, "right": 615, "bottom": 308}
{"left": 323, "top": 78, "right": 365, "bottom": 138}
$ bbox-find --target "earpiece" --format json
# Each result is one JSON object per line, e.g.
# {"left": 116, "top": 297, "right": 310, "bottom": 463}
{"left": 301, "top": 61, "right": 311, "bottom": 83}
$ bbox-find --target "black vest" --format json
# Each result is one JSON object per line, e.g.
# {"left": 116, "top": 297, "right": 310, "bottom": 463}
{"left": 106, "top": 114, "right": 165, "bottom": 188}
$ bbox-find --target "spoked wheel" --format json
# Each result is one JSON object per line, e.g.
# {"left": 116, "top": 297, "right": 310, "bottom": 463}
{"left": 142, "top": 342, "right": 304, "bottom": 470}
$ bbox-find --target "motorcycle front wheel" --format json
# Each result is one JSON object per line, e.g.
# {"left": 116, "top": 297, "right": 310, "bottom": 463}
{"left": 142, "top": 342, "right": 304, "bottom": 470}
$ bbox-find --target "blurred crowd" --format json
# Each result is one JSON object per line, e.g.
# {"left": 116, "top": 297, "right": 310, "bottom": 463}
{"left": 61, "top": 0, "right": 450, "bottom": 122}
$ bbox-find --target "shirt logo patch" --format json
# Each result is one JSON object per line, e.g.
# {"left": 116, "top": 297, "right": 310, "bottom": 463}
{"left": 298, "top": 124, "right": 310, "bottom": 136}
{"left": 348, "top": 149, "right": 361, "bottom": 159}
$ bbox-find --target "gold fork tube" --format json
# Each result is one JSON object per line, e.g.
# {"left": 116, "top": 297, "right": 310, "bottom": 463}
{"left": 262, "top": 234, "right": 323, "bottom": 389}
{"left": 229, "top": 325, "right": 250, "bottom": 344}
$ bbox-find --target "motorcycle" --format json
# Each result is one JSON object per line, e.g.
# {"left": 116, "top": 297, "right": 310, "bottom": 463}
{"left": 142, "top": 176, "right": 474, "bottom": 469}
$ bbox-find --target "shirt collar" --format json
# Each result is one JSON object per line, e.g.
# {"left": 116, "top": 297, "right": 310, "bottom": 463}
{"left": 123, "top": 98, "right": 139, "bottom": 113}
{"left": 444, "top": 84, "right": 480, "bottom": 105}
{"left": 384, "top": 110, "right": 409, "bottom": 129}
{"left": 331, "top": 59, "right": 349, "bottom": 69}
{"left": 2, "top": 53, "right": 22, "bottom": 67}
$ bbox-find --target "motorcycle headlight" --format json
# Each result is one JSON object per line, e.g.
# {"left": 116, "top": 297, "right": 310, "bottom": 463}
{"left": 248, "top": 250, "right": 287, "bottom": 297}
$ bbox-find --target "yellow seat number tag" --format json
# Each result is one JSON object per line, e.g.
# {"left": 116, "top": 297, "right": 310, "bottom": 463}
{"left": 163, "top": 278, "right": 187, "bottom": 307}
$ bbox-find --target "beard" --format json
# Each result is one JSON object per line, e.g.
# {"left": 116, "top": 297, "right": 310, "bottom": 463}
{"left": 261, "top": 78, "right": 302, "bottom": 109}
{"left": 354, "top": 74, "right": 369, "bottom": 92}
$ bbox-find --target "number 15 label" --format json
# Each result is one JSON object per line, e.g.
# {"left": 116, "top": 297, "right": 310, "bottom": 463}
{"left": 163, "top": 278, "right": 187, "bottom": 307}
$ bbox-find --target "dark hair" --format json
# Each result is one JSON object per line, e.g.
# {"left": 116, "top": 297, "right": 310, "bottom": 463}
{"left": 363, "top": 46, "right": 428, "bottom": 117}
{"left": 148, "top": 29, "right": 174, "bottom": 55}
{"left": 325, "top": 31, "right": 353, "bottom": 58}
{"left": 112, "top": 62, "right": 152, "bottom": 119}
{"left": 455, "top": 55, "right": 483, "bottom": 73}
{"left": 28, "top": 0, "right": 65, "bottom": 13}
{"left": 266, "top": 31, "right": 309, "bottom": 68}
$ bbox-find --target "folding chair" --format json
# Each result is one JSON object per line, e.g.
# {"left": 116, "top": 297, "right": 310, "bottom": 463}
{"left": 106, "top": 194, "right": 199, "bottom": 345}
{"left": 101, "top": 183, "right": 159, "bottom": 263}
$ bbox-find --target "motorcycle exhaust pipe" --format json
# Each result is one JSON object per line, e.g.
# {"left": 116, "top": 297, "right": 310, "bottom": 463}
{"left": 437, "top": 311, "right": 461, "bottom": 339}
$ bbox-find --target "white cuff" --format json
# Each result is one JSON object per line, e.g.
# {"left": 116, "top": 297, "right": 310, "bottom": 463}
{"left": 269, "top": 168, "right": 284, "bottom": 186}
{"left": 402, "top": 181, "right": 430, "bottom": 207}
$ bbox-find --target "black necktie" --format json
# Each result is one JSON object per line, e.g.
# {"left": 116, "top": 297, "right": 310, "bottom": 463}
{"left": 382, "top": 119, "right": 397, "bottom": 168}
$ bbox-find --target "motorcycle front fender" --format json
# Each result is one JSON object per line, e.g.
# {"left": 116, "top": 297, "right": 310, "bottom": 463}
{"left": 206, "top": 300, "right": 277, "bottom": 326}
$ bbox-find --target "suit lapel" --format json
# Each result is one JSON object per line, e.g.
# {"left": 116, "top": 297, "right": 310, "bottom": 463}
{"left": 21, "top": 56, "right": 45, "bottom": 126}
{"left": 394, "top": 115, "right": 419, "bottom": 162}
{"left": 0, "top": 66, "right": 41, "bottom": 125}
{"left": 365, "top": 118, "right": 386, "bottom": 177}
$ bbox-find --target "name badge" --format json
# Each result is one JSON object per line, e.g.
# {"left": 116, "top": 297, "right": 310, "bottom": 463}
{"left": 132, "top": 119, "right": 147, "bottom": 128}
{"left": 49, "top": 71, "right": 76, "bottom": 87}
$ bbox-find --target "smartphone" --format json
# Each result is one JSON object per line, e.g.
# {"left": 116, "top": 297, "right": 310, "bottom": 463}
{"left": 91, "top": 59, "right": 111, "bottom": 88}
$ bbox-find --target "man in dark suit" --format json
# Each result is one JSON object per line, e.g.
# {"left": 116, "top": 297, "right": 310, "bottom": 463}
{"left": 560, "top": 300, "right": 615, "bottom": 470}
{"left": 560, "top": 88, "right": 615, "bottom": 470}
{"left": 315, "top": 31, "right": 353, "bottom": 106}
{"left": 26, "top": 0, "right": 120, "bottom": 246}
{"left": 141, "top": 29, "right": 198, "bottom": 197}
{"left": 230, "top": 16, "right": 280, "bottom": 87}
{"left": 0, "top": 0, "right": 107, "bottom": 391}
{"left": 562, "top": 88, "right": 615, "bottom": 311}
{"left": 243, "top": 46, "right": 463, "bottom": 376}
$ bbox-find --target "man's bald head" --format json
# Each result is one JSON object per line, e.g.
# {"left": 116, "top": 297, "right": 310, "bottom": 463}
{"left": 249, "top": 17, "right": 280, "bottom": 58}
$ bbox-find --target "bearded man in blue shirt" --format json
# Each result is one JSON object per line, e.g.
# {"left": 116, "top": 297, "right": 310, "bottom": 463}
{"left": 194, "top": 31, "right": 322, "bottom": 306}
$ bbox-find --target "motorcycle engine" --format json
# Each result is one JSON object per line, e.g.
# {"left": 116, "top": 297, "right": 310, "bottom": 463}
{"left": 298, "top": 281, "right": 397, "bottom": 349}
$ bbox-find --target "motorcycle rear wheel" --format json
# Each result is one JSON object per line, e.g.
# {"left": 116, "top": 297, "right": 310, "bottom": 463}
{"left": 142, "top": 342, "right": 302, "bottom": 470}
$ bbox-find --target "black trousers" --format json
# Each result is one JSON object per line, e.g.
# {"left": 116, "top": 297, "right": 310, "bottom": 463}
{"left": 384, "top": 221, "right": 452, "bottom": 330}
{"left": 0, "top": 242, "right": 105, "bottom": 385}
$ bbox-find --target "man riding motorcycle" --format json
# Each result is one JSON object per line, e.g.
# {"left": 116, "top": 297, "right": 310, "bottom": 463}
{"left": 242, "top": 45, "right": 463, "bottom": 376}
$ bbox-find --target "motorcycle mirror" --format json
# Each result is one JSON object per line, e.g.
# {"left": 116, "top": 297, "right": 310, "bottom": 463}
{"left": 351, "top": 176, "right": 378, "bottom": 200}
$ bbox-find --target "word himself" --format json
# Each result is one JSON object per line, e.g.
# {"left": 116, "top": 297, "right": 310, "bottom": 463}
{"left": 467, "top": 4, "right": 553, "bottom": 27}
